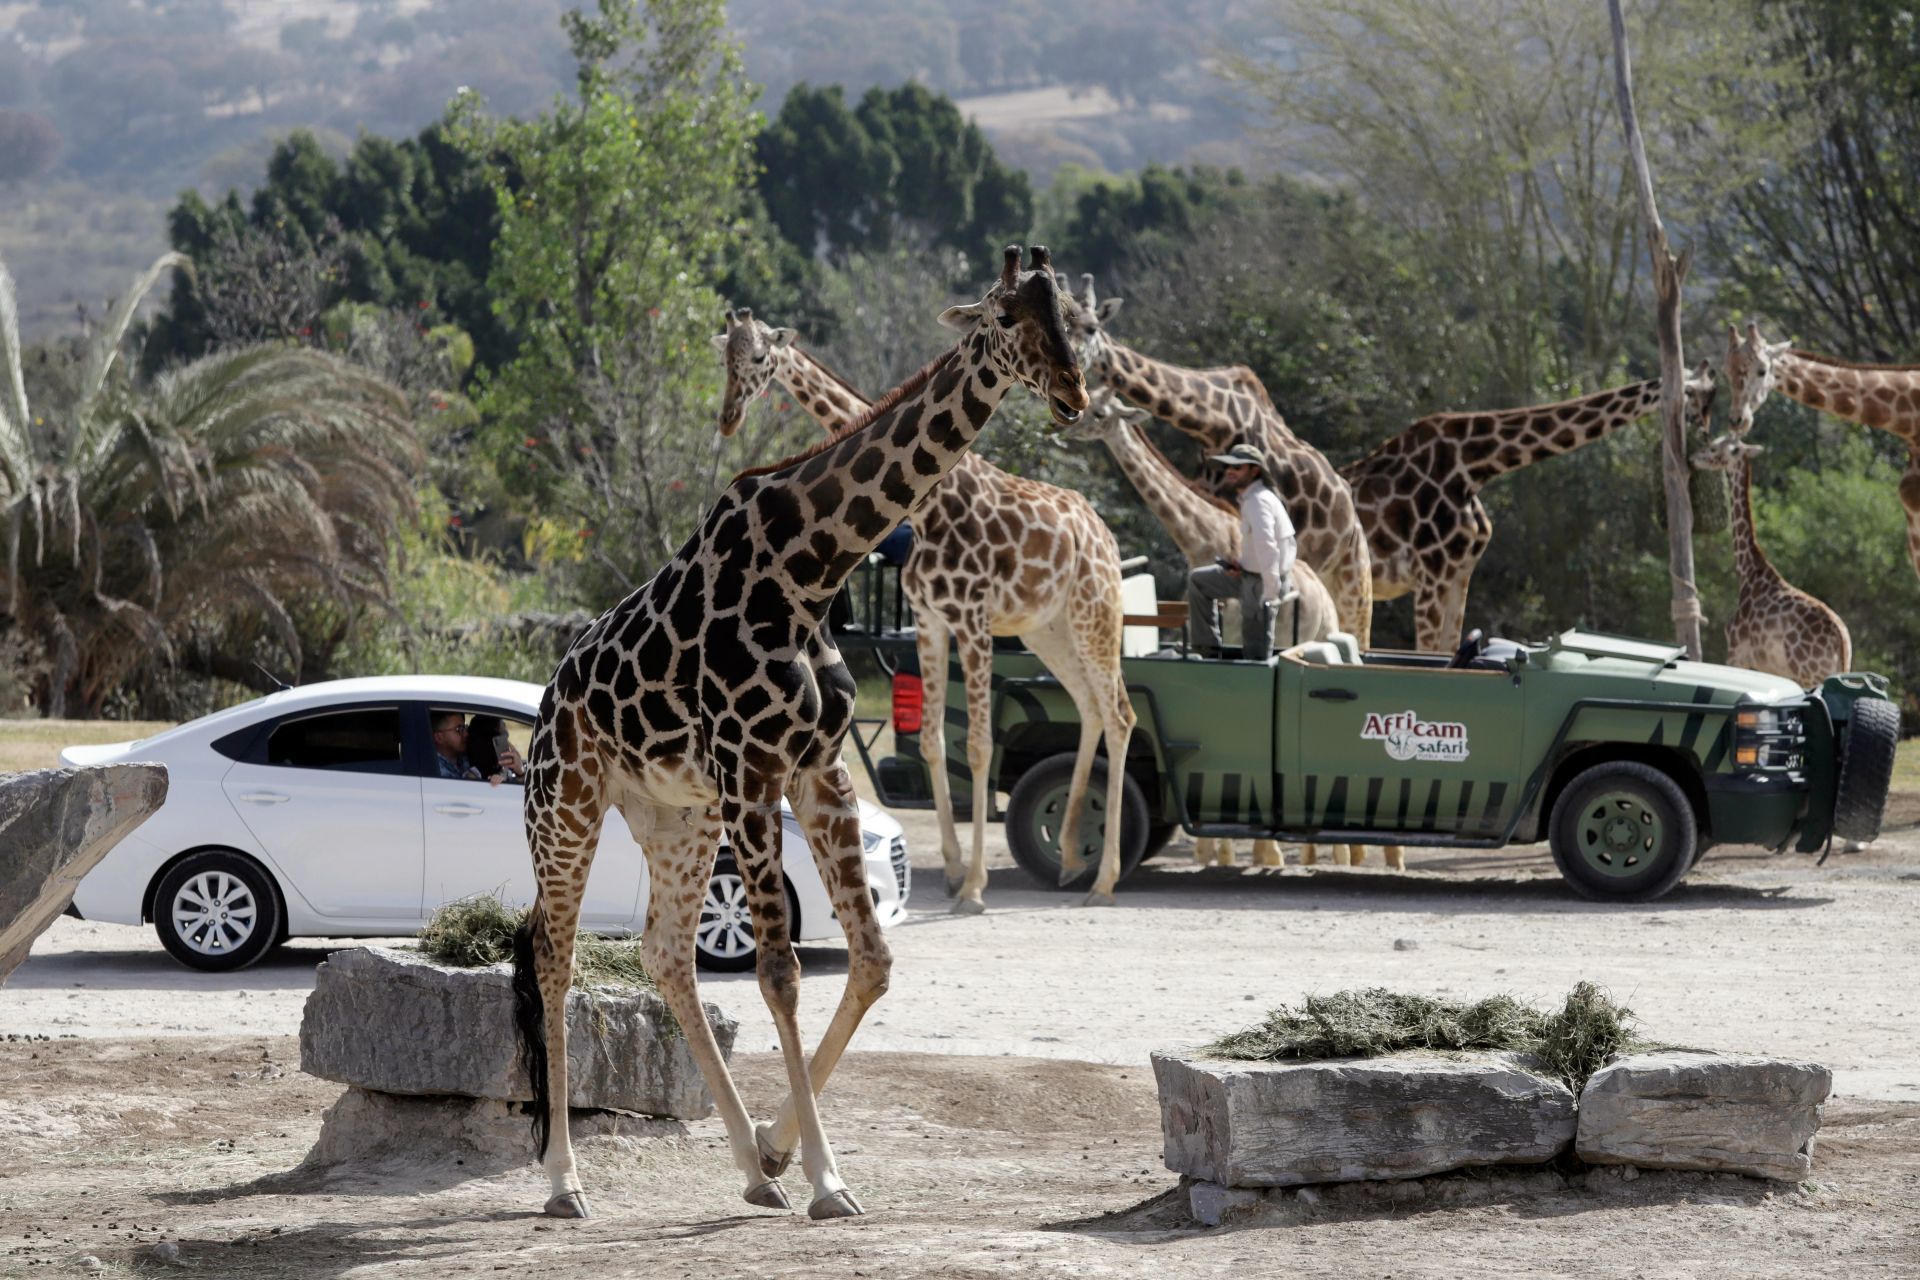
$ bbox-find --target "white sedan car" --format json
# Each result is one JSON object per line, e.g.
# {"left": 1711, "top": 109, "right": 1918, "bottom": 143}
{"left": 60, "top": 675, "right": 910, "bottom": 973}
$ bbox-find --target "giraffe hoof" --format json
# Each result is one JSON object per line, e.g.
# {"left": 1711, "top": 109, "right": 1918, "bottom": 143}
{"left": 808, "top": 1188, "right": 865, "bottom": 1220}
{"left": 949, "top": 897, "right": 986, "bottom": 917}
{"left": 755, "top": 1123, "right": 794, "bottom": 1179}
{"left": 1056, "top": 858, "right": 1087, "bottom": 886}
{"left": 744, "top": 1180, "right": 791, "bottom": 1211}
{"left": 1080, "top": 889, "right": 1116, "bottom": 908}
{"left": 543, "top": 1191, "right": 592, "bottom": 1219}
{"left": 942, "top": 873, "right": 964, "bottom": 898}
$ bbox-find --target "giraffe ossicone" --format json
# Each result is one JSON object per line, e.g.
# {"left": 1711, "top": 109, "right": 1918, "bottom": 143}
{"left": 515, "top": 246, "right": 1084, "bottom": 1222}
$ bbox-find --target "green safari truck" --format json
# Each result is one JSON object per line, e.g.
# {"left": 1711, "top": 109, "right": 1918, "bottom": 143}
{"left": 851, "top": 623, "right": 1897, "bottom": 903}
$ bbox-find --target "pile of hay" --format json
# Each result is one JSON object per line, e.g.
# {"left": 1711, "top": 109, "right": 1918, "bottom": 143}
{"left": 1203, "top": 982, "right": 1640, "bottom": 1091}
{"left": 417, "top": 895, "right": 658, "bottom": 992}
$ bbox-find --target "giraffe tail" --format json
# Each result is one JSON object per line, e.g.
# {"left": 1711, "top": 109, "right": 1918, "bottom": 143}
{"left": 511, "top": 903, "right": 552, "bottom": 1160}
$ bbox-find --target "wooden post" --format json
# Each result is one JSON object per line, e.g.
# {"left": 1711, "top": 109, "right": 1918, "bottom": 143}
{"left": 1608, "top": 0, "right": 1702, "bottom": 660}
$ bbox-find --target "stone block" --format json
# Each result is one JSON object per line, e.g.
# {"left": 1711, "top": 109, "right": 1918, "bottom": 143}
{"left": 0, "top": 765, "right": 168, "bottom": 983}
{"left": 1154, "top": 1050, "right": 1576, "bottom": 1187}
{"left": 1576, "top": 1051, "right": 1830, "bottom": 1181}
{"left": 299, "top": 946, "right": 733, "bottom": 1120}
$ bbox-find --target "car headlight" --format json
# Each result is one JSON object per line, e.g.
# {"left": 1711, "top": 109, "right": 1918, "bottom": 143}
{"left": 862, "top": 828, "right": 885, "bottom": 853}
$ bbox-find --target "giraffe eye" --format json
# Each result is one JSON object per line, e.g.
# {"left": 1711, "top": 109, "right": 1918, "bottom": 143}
{"left": 995, "top": 314, "right": 1017, "bottom": 330}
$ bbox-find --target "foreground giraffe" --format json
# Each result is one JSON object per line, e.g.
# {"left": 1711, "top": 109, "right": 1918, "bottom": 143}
{"left": 714, "top": 309, "right": 1136, "bottom": 909}
{"left": 1341, "top": 365, "right": 1717, "bottom": 651}
{"left": 1690, "top": 434, "right": 1851, "bottom": 686}
{"left": 514, "top": 247, "right": 1087, "bottom": 1220}
{"left": 1726, "top": 323, "right": 1920, "bottom": 581}
{"left": 1063, "top": 275, "right": 1377, "bottom": 647}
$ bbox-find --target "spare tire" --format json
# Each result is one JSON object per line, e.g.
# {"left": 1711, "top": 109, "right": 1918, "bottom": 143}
{"left": 1832, "top": 697, "right": 1899, "bottom": 845}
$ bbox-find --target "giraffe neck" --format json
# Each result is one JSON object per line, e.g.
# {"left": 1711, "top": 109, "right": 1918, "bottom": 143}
{"left": 1727, "top": 452, "right": 1784, "bottom": 591}
{"left": 739, "top": 344, "right": 1010, "bottom": 613}
{"left": 1101, "top": 344, "right": 1251, "bottom": 451}
{"left": 772, "top": 347, "right": 874, "bottom": 434}
{"left": 1454, "top": 380, "right": 1663, "bottom": 484}
{"left": 1096, "top": 424, "right": 1235, "bottom": 565}
{"left": 1775, "top": 351, "right": 1920, "bottom": 443}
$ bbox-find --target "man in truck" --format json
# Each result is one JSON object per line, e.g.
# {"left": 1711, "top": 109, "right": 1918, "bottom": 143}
{"left": 1184, "top": 441, "right": 1297, "bottom": 661}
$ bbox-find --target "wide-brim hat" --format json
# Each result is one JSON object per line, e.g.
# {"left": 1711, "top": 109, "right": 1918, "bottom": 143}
{"left": 1206, "top": 442, "right": 1265, "bottom": 469}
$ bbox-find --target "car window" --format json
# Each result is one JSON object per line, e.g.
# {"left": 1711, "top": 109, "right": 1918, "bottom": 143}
{"left": 427, "top": 707, "right": 534, "bottom": 783}
{"left": 265, "top": 708, "right": 406, "bottom": 774}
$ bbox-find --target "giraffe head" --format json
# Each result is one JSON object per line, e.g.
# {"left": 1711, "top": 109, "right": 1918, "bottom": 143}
{"left": 710, "top": 307, "right": 799, "bottom": 437}
{"left": 1063, "top": 385, "right": 1147, "bottom": 442}
{"left": 1724, "top": 322, "right": 1793, "bottom": 436}
{"left": 1690, "top": 432, "right": 1764, "bottom": 473}
{"left": 1058, "top": 272, "right": 1124, "bottom": 374}
{"left": 938, "top": 245, "right": 1088, "bottom": 426}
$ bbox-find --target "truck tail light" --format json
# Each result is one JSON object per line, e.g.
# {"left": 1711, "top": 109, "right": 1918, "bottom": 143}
{"left": 891, "top": 673, "right": 923, "bottom": 735}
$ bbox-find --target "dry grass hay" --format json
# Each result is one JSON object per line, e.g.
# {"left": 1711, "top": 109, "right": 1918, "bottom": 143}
{"left": 417, "top": 895, "right": 659, "bottom": 994}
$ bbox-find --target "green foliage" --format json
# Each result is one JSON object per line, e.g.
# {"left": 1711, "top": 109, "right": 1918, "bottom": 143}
{"left": 1037, "top": 163, "right": 1250, "bottom": 284}
{"left": 1204, "top": 982, "right": 1641, "bottom": 1091}
{"left": 147, "top": 122, "right": 505, "bottom": 372}
{"left": 756, "top": 82, "right": 1031, "bottom": 261}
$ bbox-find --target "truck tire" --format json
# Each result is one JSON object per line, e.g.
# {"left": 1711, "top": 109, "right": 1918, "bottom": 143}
{"left": 1005, "top": 753, "right": 1151, "bottom": 892}
{"left": 1832, "top": 698, "right": 1899, "bottom": 845}
{"left": 1141, "top": 822, "right": 1181, "bottom": 861}
{"left": 1547, "top": 761, "right": 1697, "bottom": 902}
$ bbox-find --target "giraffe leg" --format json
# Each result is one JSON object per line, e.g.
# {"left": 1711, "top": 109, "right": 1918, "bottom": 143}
{"left": 1053, "top": 713, "right": 1104, "bottom": 887}
{"left": 1023, "top": 618, "right": 1135, "bottom": 904}
{"left": 912, "top": 622, "right": 966, "bottom": 897}
{"left": 1084, "top": 668, "right": 1137, "bottom": 904}
{"left": 517, "top": 752, "right": 607, "bottom": 1217}
{"left": 1252, "top": 839, "right": 1284, "bottom": 867}
{"left": 1192, "top": 835, "right": 1213, "bottom": 865}
{"left": 630, "top": 802, "right": 787, "bottom": 1210}
{"left": 953, "top": 620, "right": 997, "bottom": 914}
{"left": 754, "top": 757, "right": 894, "bottom": 1178}
{"left": 1301, "top": 843, "right": 1318, "bottom": 867}
{"left": 723, "top": 787, "right": 859, "bottom": 1218}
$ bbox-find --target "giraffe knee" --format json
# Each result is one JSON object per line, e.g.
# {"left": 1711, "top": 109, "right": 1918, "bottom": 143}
{"left": 756, "top": 943, "right": 802, "bottom": 1014}
{"left": 852, "top": 936, "right": 893, "bottom": 1002}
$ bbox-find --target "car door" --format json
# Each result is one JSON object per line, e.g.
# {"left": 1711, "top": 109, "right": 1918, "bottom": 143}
{"left": 220, "top": 704, "right": 424, "bottom": 920}
{"left": 1283, "top": 653, "right": 1524, "bottom": 838}
{"left": 417, "top": 705, "right": 644, "bottom": 930}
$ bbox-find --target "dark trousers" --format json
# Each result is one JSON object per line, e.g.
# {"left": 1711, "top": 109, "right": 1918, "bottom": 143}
{"left": 1187, "top": 565, "right": 1276, "bottom": 661}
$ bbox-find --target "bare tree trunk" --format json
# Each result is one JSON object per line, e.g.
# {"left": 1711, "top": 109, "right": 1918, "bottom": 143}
{"left": 1609, "top": 0, "right": 1702, "bottom": 660}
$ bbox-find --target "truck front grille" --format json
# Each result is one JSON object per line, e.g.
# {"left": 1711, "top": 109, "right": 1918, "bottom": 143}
{"left": 890, "top": 835, "right": 910, "bottom": 900}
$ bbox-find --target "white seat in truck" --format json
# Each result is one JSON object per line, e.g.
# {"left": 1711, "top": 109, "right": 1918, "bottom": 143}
{"left": 1327, "top": 631, "right": 1362, "bottom": 664}
{"left": 1284, "top": 640, "right": 1345, "bottom": 665}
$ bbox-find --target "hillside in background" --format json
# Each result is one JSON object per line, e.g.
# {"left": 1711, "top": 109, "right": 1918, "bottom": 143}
{"left": 0, "top": 0, "right": 1262, "bottom": 337}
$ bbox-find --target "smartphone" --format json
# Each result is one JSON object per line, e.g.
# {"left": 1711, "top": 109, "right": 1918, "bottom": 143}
{"left": 492, "top": 732, "right": 512, "bottom": 760}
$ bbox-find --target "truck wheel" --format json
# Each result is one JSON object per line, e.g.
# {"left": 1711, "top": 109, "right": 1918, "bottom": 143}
{"left": 1141, "top": 822, "right": 1181, "bottom": 861}
{"left": 1548, "top": 762, "right": 1697, "bottom": 902}
{"left": 1005, "top": 753, "right": 1151, "bottom": 891}
{"left": 1832, "top": 697, "right": 1899, "bottom": 845}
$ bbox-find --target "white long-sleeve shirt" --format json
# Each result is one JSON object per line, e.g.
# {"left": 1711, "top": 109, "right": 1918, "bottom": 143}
{"left": 1238, "top": 478, "right": 1297, "bottom": 602}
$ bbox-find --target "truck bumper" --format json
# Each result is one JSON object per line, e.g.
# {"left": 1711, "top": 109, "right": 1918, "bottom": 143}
{"left": 1702, "top": 773, "right": 1807, "bottom": 849}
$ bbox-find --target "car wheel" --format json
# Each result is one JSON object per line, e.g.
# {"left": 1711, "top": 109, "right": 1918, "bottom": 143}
{"left": 1832, "top": 697, "right": 1899, "bottom": 845}
{"left": 694, "top": 854, "right": 800, "bottom": 973}
{"left": 1141, "top": 821, "right": 1181, "bottom": 861}
{"left": 1548, "top": 761, "right": 1697, "bottom": 902}
{"left": 1005, "top": 752, "right": 1151, "bottom": 891}
{"left": 152, "top": 850, "right": 284, "bottom": 972}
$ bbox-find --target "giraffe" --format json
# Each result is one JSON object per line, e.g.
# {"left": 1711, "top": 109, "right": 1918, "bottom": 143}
{"left": 513, "top": 247, "right": 1087, "bottom": 1221}
{"left": 1068, "top": 389, "right": 1343, "bottom": 869}
{"left": 1063, "top": 275, "right": 1376, "bottom": 648}
{"left": 1689, "top": 434, "right": 1852, "bottom": 686}
{"left": 1725, "top": 322, "right": 1920, "bottom": 581}
{"left": 1065, "top": 279, "right": 1403, "bottom": 872}
{"left": 1340, "top": 364, "right": 1718, "bottom": 652}
{"left": 713, "top": 308, "right": 1137, "bottom": 911}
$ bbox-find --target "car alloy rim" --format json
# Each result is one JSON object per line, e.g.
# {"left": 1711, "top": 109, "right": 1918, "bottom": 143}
{"left": 1576, "top": 792, "right": 1662, "bottom": 876}
{"left": 698, "top": 871, "right": 757, "bottom": 960}
{"left": 1034, "top": 783, "right": 1106, "bottom": 871}
{"left": 170, "top": 870, "right": 259, "bottom": 956}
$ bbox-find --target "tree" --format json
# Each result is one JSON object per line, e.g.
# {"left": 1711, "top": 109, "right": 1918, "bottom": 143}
{"left": 0, "top": 251, "right": 419, "bottom": 717}
{"left": 1710, "top": 0, "right": 1920, "bottom": 359}
{"left": 452, "top": 0, "right": 766, "bottom": 599}
{"left": 0, "top": 110, "right": 61, "bottom": 184}
{"left": 1228, "top": 0, "right": 1785, "bottom": 404}
{"left": 756, "top": 81, "right": 1032, "bottom": 260}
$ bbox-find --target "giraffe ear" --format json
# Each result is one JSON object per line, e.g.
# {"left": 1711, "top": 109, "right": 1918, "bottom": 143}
{"left": 709, "top": 333, "right": 729, "bottom": 353}
{"left": 938, "top": 301, "right": 986, "bottom": 332}
{"left": 767, "top": 327, "right": 798, "bottom": 348}
{"left": 1096, "top": 297, "right": 1124, "bottom": 323}
{"left": 1741, "top": 441, "right": 1767, "bottom": 458}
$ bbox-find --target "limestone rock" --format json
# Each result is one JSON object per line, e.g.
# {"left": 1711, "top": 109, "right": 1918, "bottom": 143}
{"left": 0, "top": 765, "right": 168, "bottom": 983}
{"left": 1154, "top": 1050, "right": 1576, "bottom": 1187}
{"left": 1576, "top": 1051, "right": 1830, "bottom": 1180}
{"left": 302, "top": 1085, "right": 683, "bottom": 1174}
{"left": 299, "top": 946, "right": 733, "bottom": 1120}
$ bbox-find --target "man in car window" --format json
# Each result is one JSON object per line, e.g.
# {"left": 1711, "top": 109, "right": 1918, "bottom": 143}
{"left": 1185, "top": 441, "right": 1296, "bottom": 662}
{"left": 430, "top": 711, "right": 522, "bottom": 785}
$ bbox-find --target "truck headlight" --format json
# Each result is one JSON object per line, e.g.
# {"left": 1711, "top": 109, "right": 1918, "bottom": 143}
{"left": 1734, "top": 704, "right": 1806, "bottom": 771}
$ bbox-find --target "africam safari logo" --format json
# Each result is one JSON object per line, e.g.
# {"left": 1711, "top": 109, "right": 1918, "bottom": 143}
{"left": 1360, "top": 709, "right": 1470, "bottom": 762}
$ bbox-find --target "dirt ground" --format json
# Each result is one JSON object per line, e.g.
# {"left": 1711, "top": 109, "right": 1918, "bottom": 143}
{"left": 5, "top": 799, "right": 1920, "bottom": 1276}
